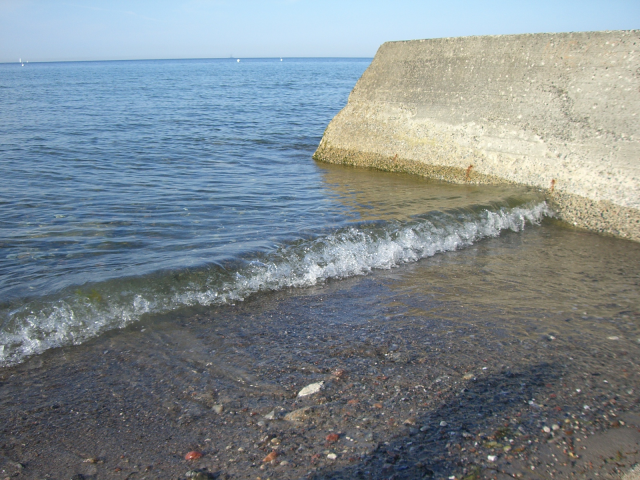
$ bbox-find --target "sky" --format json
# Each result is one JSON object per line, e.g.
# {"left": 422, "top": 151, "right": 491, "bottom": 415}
{"left": 1, "top": 0, "right": 639, "bottom": 63}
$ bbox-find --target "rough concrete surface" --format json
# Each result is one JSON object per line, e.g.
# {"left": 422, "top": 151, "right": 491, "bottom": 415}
{"left": 314, "top": 31, "right": 640, "bottom": 241}
{"left": 625, "top": 465, "right": 640, "bottom": 480}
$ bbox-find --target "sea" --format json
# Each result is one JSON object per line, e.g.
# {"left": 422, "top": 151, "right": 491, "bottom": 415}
{"left": 0, "top": 57, "right": 638, "bottom": 369}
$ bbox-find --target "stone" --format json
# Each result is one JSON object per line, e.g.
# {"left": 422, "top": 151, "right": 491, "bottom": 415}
{"left": 212, "top": 404, "right": 224, "bottom": 414}
{"left": 298, "top": 381, "right": 324, "bottom": 397}
{"left": 185, "top": 470, "right": 216, "bottom": 480}
{"left": 185, "top": 451, "right": 203, "bottom": 460}
{"left": 326, "top": 433, "right": 340, "bottom": 443}
{"left": 262, "top": 451, "right": 278, "bottom": 463}
{"left": 332, "top": 369, "right": 347, "bottom": 378}
{"left": 284, "top": 406, "right": 314, "bottom": 423}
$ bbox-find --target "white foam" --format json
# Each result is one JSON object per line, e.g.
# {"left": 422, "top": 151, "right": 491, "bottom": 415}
{"left": 0, "top": 201, "right": 552, "bottom": 367}
{"left": 218, "top": 201, "right": 551, "bottom": 297}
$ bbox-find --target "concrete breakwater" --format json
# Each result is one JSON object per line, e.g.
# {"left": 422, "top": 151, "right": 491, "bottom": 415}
{"left": 314, "top": 31, "right": 640, "bottom": 241}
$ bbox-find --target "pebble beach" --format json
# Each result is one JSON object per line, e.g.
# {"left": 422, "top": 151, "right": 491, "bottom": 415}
{"left": 2, "top": 222, "right": 639, "bottom": 480}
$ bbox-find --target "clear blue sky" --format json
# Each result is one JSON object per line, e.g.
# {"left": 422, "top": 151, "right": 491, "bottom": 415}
{"left": 1, "top": 0, "right": 638, "bottom": 63}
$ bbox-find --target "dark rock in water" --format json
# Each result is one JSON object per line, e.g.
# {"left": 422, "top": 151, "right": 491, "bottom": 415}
{"left": 185, "top": 469, "right": 218, "bottom": 480}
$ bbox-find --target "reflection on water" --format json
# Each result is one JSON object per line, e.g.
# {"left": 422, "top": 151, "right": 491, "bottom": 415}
{"left": 318, "top": 163, "right": 543, "bottom": 222}
{"left": 1, "top": 163, "right": 552, "bottom": 367}
{"left": 384, "top": 224, "right": 640, "bottom": 342}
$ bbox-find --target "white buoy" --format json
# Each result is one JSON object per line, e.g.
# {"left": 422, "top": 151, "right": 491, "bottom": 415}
{"left": 280, "top": 58, "right": 283, "bottom": 61}
{"left": 237, "top": 58, "right": 240, "bottom": 62}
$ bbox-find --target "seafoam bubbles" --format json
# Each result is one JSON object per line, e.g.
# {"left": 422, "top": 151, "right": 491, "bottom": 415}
{"left": 174, "top": 200, "right": 552, "bottom": 306}
{"left": 0, "top": 290, "right": 159, "bottom": 367}
{"left": 0, "top": 201, "right": 552, "bottom": 367}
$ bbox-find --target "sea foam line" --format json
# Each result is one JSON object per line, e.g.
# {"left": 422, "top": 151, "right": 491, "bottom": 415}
{"left": 0, "top": 201, "right": 552, "bottom": 367}
{"left": 177, "top": 200, "right": 552, "bottom": 305}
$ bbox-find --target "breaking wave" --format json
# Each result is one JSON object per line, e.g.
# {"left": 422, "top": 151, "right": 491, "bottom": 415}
{"left": 0, "top": 201, "right": 552, "bottom": 366}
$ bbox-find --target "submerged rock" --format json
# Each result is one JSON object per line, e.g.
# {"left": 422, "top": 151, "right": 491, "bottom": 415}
{"left": 185, "top": 451, "right": 203, "bottom": 460}
{"left": 262, "top": 451, "right": 278, "bottom": 463}
{"left": 298, "top": 381, "right": 324, "bottom": 397}
{"left": 284, "top": 406, "right": 315, "bottom": 423}
{"left": 185, "top": 469, "right": 217, "bottom": 480}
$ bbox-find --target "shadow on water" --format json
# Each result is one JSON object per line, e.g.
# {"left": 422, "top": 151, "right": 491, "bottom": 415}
{"left": 310, "top": 363, "right": 561, "bottom": 480}
{"left": 317, "top": 162, "right": 543, "bottom": 223}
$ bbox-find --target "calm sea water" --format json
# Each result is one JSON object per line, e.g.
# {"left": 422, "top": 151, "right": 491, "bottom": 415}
{"left": 0, "top": 58, "right": 552, "bottom": 366}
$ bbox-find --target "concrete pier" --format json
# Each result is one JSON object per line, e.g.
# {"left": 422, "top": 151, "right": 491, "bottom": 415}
{"left": 314, "top": 31, "right": 640, "bottom": 241}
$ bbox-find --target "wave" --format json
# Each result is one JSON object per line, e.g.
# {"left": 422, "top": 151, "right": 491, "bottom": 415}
{"left": 0, "top": 201, "right": 552, "bottom": 367}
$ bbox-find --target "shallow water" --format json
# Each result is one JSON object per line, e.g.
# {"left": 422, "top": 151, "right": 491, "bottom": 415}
{"left": 0, "top": 57, "right": 558, "bottom": 366}
{"left": 1, "top": 220, "right": 639, "bottom": 479}
{"left": 2, "top": 53, "right": 640, "bottom": 480}
{"left": 2, "top": 58, "right": 373, "bottom": 364}
{"left": 0, "top": 58, "right": 369, "bottom": 301}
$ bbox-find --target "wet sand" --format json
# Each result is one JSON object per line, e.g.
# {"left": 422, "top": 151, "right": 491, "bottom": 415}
{"left": 1, "top": 223, "right": 640, "bottom": 480}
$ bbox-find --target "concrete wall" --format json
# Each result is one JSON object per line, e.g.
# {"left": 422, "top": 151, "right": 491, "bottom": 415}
{"left": 314, "top": 31, "right": 640, "bottom": 241}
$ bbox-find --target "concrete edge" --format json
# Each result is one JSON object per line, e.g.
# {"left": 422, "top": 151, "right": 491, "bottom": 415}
{"left": 623, "top": 464, "right": 640, "bottom": 480}
{"left": 379, "top": 29, "right": 636, "bottom": 46}
{"left": 313, "top": 145, "right": 640, "bottom": 242}
{"left": 313, "top": 143, "right": 509, "bottom": 185}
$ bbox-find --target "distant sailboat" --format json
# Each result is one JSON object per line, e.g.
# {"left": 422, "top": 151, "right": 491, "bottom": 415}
{"left": 280, "top": 58, "right": 283, "bottom": 62}
{"left": 237, "top": 58, "right": 240, "bottom": 62}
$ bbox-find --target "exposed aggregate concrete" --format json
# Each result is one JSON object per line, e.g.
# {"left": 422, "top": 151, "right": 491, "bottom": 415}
{"left": 314, "top": 31, "right": 640, "bottom": 241}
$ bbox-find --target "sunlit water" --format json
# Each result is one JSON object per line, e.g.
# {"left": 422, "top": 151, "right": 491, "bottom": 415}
{"left": 0, "top": 58, "right": 567, "bottom": 366}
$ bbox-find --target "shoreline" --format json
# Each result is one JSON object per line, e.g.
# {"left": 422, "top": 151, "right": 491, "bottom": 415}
{"left": 1, "top": 223, "right": 639, "bottom": 479}
{"left": 313, "top": 148, "right": 640, "bottom": 242}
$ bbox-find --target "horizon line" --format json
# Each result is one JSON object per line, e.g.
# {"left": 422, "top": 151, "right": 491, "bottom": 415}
{"left": 1, "top": 56, "right": 374, "bottom": 66}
